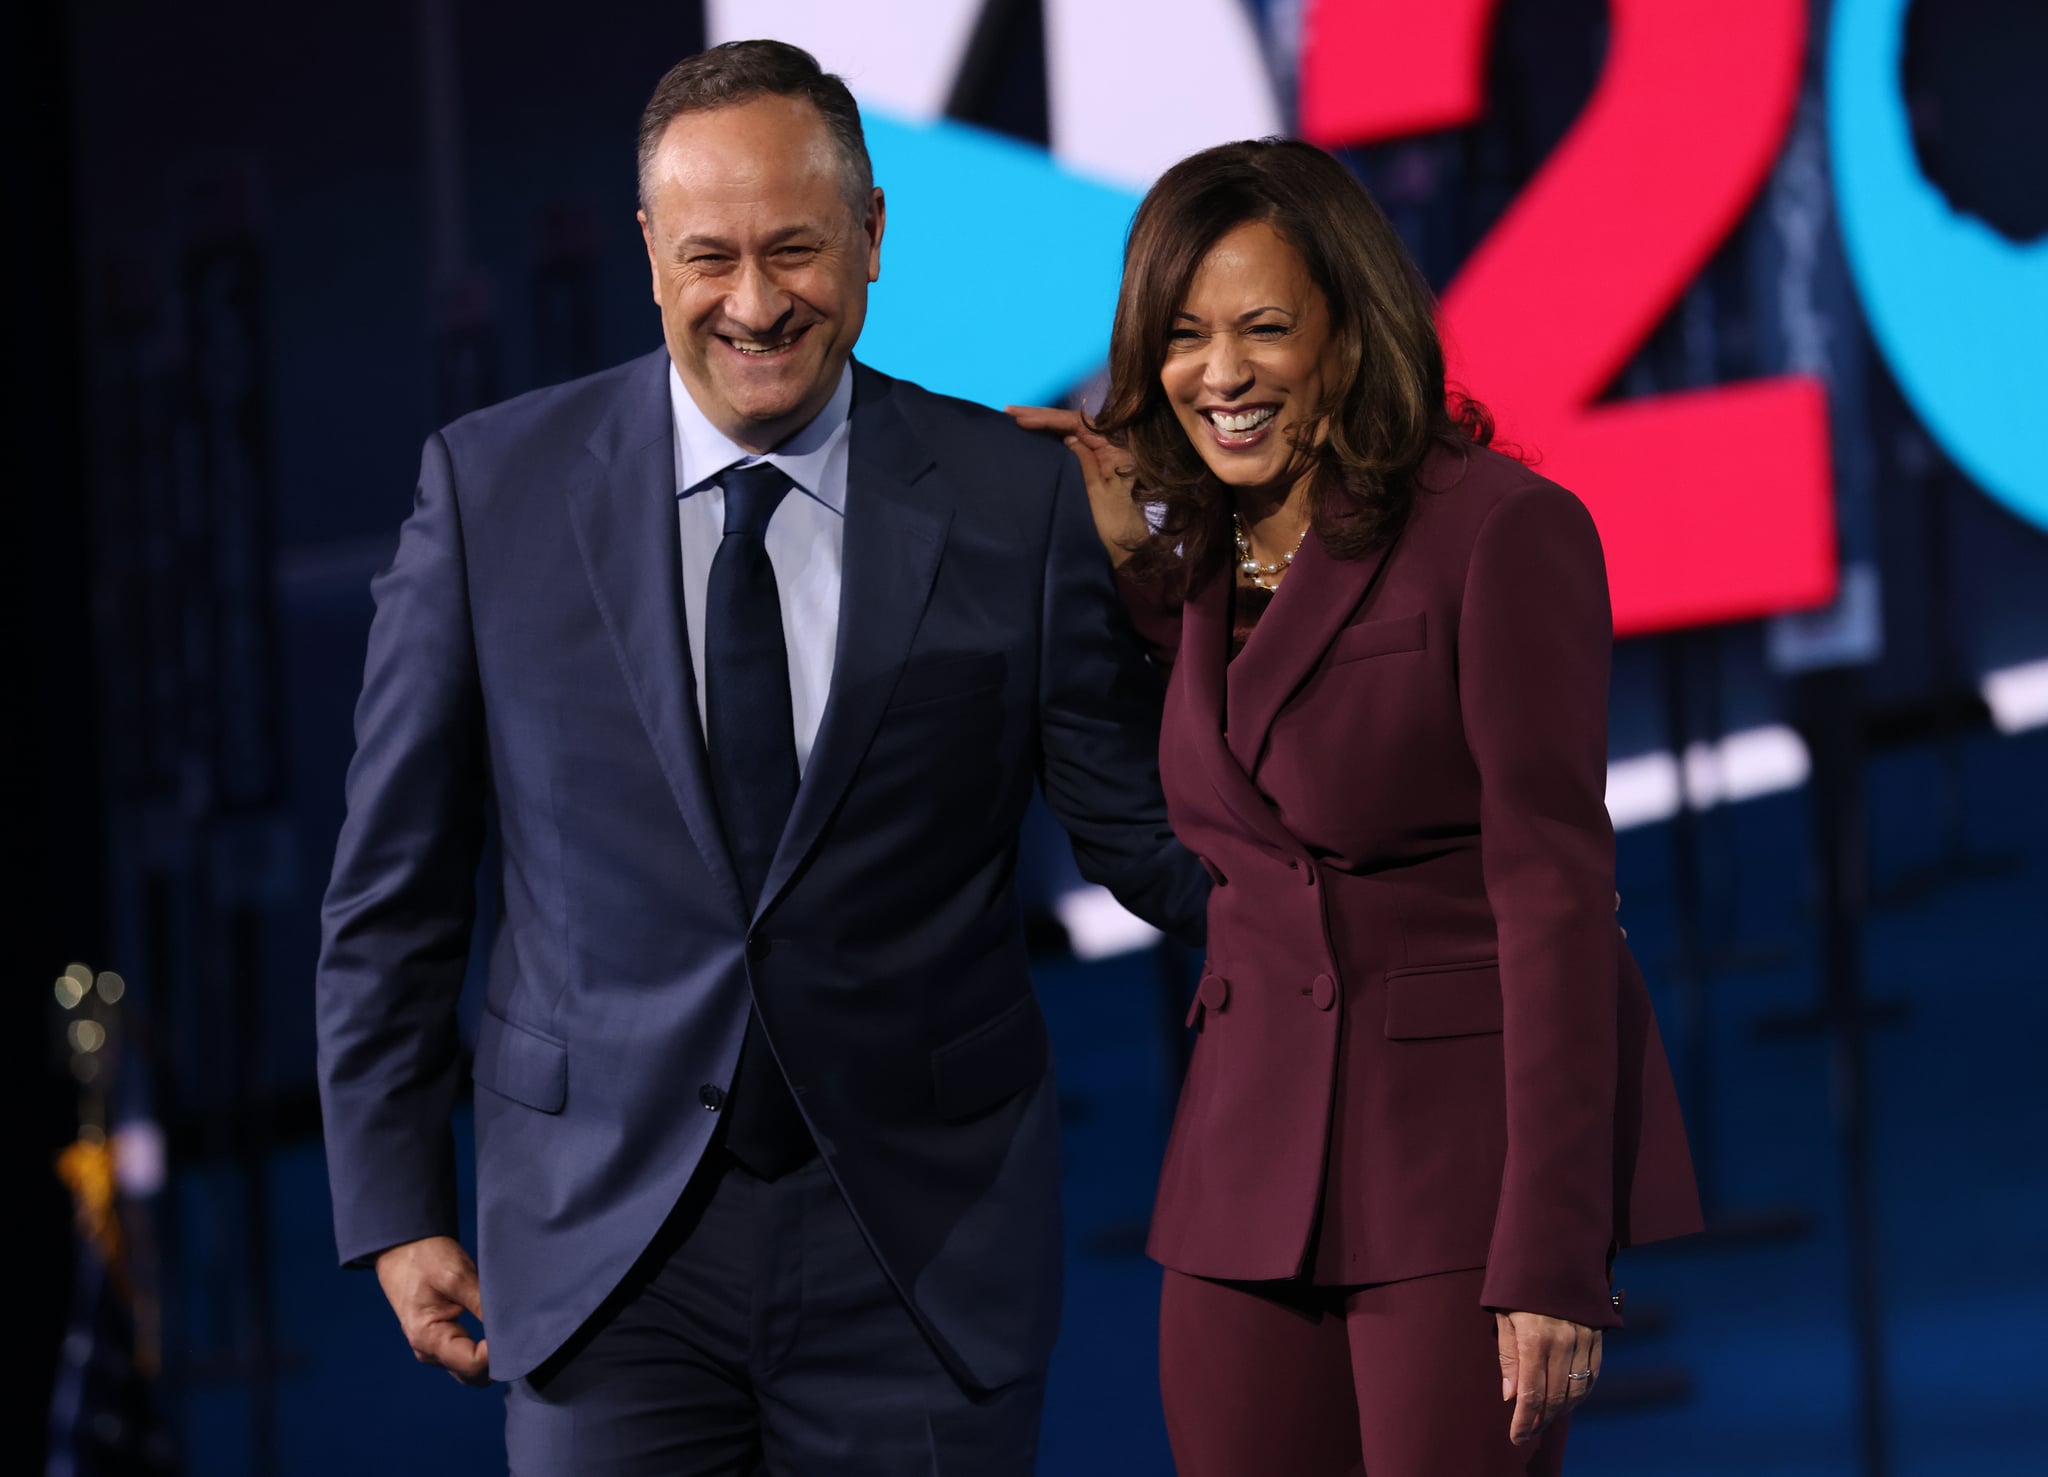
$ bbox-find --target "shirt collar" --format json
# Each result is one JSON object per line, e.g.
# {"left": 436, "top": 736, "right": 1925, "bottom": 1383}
{"left": 669, "top": 359, "right": 853, "bottom": 514}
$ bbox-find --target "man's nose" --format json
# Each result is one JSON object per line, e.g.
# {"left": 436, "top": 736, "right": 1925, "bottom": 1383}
{"left": 727, "top": 258, "right": 792, "bottom": 335}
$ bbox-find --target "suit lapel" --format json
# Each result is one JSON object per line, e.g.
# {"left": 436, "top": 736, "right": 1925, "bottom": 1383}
{"left": 1224, "top": 527, "right": 1393, "bottom": 778}
{"left": 755, "top": 364, "right": 950, "bottom": 918}
{"left": 1178, "top": 564, "right": 1301, "bottom": 856}
{"left": 566, "top": 348, "right": 748, "bottom": 924}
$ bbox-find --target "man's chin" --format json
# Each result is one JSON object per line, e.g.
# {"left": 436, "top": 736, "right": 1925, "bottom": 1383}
{"left": 717, "top": 373, "right": 833, "bottom": 434}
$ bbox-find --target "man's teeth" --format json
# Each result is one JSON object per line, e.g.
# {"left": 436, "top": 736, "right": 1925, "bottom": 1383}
{"left": 1210, "top": 407, "right": 1276, "bottom": 434}
{"left": 729, "top": 333, "right": 800, "bottom": 355}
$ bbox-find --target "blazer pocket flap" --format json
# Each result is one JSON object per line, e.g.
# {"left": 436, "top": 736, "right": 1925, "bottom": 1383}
{"left": 1329, "top": 612, "right": 1426, "bottom": 665}
{"left": 1383, "top": 958, "right": 1504, "bottom": 1039}
{"left": 472, "top": 1007, "right": 568, "bottom": 1113}
{"left": 930, "top": 995, "right": 1049, "bottom": 1122}
{"left": 889, "top": 652, "right": 1006, "bottom": 709}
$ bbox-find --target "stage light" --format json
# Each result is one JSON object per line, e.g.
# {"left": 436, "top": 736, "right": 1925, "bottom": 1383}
{"left": 1682, "top": 725, "right": 1812, "bottom": 809}
{"left": 69, "top": 1019, "right": 107, "bottom": 1054}
{"left": 1056, "top": 885, "right": 1162, "bottom": 961}
{"left": 114, "top": 1121, "right": 168, "bottom": 1197}
{"left": 1606, "top": 725, "right": 1812, "bottom": 831}
{"left": 96, "top": 970, "right": 127, "bottom": 1004}
{"left": 1605, "top": 750, "right": 1684, "bottom": 831}
{"left": 55, "top": 975, "right": 87, "bottom": 1010}
{"left": 1981, "top": 659, "right": 2048, "bottom": 735}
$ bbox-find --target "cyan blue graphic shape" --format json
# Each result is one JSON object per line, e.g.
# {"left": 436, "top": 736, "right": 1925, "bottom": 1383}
{"left": 1829, "top": 0, "right": 2048, "bottom": 532}
{"left": 858, "top": 112, "right": 1144, "bottom": 409}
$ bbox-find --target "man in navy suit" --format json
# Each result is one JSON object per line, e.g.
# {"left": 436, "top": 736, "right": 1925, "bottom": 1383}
{"left": 315, "top": 38, "right": 1205, "bottom": 1476}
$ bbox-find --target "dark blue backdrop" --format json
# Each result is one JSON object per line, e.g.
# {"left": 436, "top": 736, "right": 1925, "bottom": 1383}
{"left": 13, "top": 2, "right": 2044, "bottom": 1474}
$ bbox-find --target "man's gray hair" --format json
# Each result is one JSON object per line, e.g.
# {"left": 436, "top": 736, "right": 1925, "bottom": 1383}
{"left": 637, "top": 39, "right": 874, "bottom": 213}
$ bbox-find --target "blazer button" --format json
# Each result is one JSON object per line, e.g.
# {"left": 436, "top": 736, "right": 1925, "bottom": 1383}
{"left": 747, "top": 936, "right": 772, "bottom": 961}
{"left": 1198, "top": 974, "right": 1230, "bottom": 1012}
{"left": 1311, "top": 974, "right": 1336, "bottom": 1011}
{"left": 699, "top": 1084, "right": 725, "bottom": 1111}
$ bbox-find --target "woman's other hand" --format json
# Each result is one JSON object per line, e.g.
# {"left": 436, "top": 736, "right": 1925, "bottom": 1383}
{"left": 1006, "top": 404, "right": 1148, "bottom": 564}
{"left": 1494, "top": 1308, "right": 1601, "bottom": 1446}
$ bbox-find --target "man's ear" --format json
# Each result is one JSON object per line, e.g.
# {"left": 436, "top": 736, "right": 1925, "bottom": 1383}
{"left": 637, "top": 210, "right": 662, "bottom": 304}
{"left": 865, "top": 188, "right": 886, "bottom": 283}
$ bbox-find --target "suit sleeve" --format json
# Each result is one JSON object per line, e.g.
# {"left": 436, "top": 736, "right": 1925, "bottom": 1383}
{"left": 1036, "top": 454, "right": 1209, "bottom": 947}
{"left": 315, "top": 432, "right": 486, "bottom": 1267}
{"left": 1460, "top": 483, "right": 1622, "bottom": 1329}
{"left": 1112, "top": 560, "right": 1185, "bottom": 670}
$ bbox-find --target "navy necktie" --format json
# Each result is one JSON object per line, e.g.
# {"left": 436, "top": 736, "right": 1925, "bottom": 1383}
{"left": 704, "top": 461, "right": 815, "bottom": 1178}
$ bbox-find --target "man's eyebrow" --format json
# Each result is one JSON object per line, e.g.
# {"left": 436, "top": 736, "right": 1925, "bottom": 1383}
{"left": 675, "top": 226, "right": 824, "bottom": 254}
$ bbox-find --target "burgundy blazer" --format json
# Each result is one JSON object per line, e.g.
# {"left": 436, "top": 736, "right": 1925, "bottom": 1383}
{"left": 1123, "top": 443, "right": 1702, "bottom": 1329}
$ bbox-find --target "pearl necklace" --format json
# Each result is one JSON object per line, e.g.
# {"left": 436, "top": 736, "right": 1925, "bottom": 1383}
{"left": 1234, "top": 511, "right": 1308, "bottom": 592}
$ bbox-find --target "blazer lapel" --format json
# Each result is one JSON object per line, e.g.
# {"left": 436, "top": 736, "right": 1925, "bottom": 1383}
{"left": 1179, "top": 565, "right": 1302, "bottom": 857}
{"left": 566, "top": 348, "right": 748, "bottom": 924}
{"left": 755, "top": 364, "right": 951, "bottom": 918}
{"left": 1225, "top": 528, "right": 1395, "bottom": 778}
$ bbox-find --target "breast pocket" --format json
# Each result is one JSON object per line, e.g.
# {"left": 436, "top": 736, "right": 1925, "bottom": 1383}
{"left": 885, "top": 651, "right": 1007, "bottom": 711}
{"left": 1327, "top": 612, "right": 1427, "bottom": 666}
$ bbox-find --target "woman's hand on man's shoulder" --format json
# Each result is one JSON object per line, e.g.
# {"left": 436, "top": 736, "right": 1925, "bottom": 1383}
{"left": 1005, "top": 404, "right": 1149, "bottom": 565}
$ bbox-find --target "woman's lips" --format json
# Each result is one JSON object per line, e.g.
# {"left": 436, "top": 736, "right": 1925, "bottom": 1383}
{"left": 1200, "top": 404, "right": 1279, "bottom": 449}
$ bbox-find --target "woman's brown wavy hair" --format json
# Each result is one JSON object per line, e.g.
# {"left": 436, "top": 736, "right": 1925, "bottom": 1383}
{"left": 1094, "top": 138, "right": 1491, "bottom": 587}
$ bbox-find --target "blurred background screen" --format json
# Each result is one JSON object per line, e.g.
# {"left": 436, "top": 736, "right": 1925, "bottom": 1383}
{"left": 6, "top": 1, "right": 2044, "bottom": 1474}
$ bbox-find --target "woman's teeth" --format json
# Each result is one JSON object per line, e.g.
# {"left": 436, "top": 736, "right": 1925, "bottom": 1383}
{"left": 1209, "top": 407, "right": 1276, "bottom": 433}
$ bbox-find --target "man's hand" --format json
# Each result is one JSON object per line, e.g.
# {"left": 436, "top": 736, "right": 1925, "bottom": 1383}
{"left": 1495, "top": 1308, "right": 1600, "bottom": 1446}
{"left": 375, "top": 1236, "right": 491, "bottom": 1385}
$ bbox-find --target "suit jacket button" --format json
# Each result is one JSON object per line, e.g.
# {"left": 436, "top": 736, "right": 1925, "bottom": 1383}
{"left": 699, "top": 1084, "right": 725, "bottom": 1111}
{"left": 747, "top": 936, "right": 771, "bottom": 961}
{"left": 1198, "top": 974, "right": 1230, "bottom": 1012}
{"left": 1311, "top": 974, "right": 1336, "bottom": 1011}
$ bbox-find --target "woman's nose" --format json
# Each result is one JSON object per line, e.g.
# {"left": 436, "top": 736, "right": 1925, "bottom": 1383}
{"left": 1203, "top": 338, "right": 1252, "bottom": 399}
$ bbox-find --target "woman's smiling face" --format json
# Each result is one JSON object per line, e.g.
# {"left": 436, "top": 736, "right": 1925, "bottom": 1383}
{"left": 1160, "top": 220, "right": 1334, "bottom": 495}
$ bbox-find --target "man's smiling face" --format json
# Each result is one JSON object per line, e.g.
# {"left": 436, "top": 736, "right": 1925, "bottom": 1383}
{"left": 638, "top": 94, "right": 884, "bottom": 453}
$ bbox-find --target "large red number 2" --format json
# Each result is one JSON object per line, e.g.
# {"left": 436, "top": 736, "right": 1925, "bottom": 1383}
{"left": 1300, "top": 0, "right": 1836, "bottom": 636}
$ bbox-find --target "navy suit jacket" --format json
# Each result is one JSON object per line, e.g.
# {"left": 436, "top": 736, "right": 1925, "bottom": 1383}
{"left": 315, "top": 350, "right": 1206, "bottom": 1389}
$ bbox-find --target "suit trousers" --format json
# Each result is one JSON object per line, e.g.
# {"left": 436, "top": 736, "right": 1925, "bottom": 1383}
{"left": 504, "top": 1157, "right": 1045, "bottom": 1476}
{"left": 1159, "top": 1267, "right": 1570, "bottom": 1477}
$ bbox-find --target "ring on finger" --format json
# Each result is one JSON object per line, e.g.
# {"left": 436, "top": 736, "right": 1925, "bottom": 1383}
{"left": 1567, "top": 1370, "right": 1593, "bottom": 1381}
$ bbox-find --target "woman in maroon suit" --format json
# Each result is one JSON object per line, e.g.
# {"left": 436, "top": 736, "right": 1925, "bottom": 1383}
{"left": 1010, "top": 140, "right": 1701, "bottom": 1474}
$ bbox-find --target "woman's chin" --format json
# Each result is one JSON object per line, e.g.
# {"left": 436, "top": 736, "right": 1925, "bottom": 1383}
{"left": 1197, "top": 451, "right": 1288, "bottom": 491}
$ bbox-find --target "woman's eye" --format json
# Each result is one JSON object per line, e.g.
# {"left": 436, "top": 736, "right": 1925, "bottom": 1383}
{"left": 1247, "top": 324, "right": 1287, "bottom": 338}
{"left": 1167, "top": 329, "right": 1202, "bottom": 343}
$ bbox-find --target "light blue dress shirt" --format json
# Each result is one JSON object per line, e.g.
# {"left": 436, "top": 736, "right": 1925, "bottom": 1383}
{"left": 670, "top": 361, "right": 853, "bottom": 776}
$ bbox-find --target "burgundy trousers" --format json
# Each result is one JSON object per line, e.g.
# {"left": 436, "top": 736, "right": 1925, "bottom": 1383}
{"left": 1159, "top": 1267, "right": 1570, "bottom": 1477}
